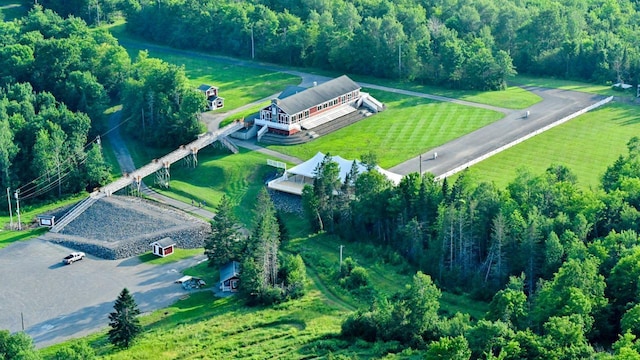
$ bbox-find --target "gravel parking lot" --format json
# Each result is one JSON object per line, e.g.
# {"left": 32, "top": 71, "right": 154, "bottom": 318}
{"left": 0, "top": 238, "right": 207, "bottom": 348}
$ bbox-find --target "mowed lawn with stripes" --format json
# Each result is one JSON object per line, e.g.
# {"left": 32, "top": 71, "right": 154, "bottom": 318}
{"left": 465, "top": 102, "right": 640, "bottom": 189}
{"left": 267, "top": 89, "right": 505, "bottom": 168}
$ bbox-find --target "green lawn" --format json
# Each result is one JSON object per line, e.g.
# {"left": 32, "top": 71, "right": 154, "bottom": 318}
{"left": 150, "top": 147, "right": 283, "bottom": 223}
{"left": 0, "top": 193, "right": 89, "bottom": 249}
{"left": 464, "top": 102, "right": 640, "bottom": 189}
{"left": 268, "top": 89, "right": 504, "bottom": 168}
{"left": 220, "top": 101, "right": 269, "bottom": 127}
{"left": 353, "top": 75, "right": 542, "bottom": 109}
{"left": 107, "top": 24, "right": 300, "bottom": 111}
{"left": 512, "top": 74, "right": 637, "bottom": 98}
{"left": 0, "top": 228, "right": 47, "bottom": 250}
{"left": 0, "top": 0, "right": 27, "bottom": 21}
{"left": 138, "top": 248, "right": 203, "bottom": 265}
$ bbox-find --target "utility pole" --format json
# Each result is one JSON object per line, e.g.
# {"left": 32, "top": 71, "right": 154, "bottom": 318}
{"left": 398, "top": 42, "right": 402, "bottom": 79}
{"left": 339, "top": 245, "right": 344, "bottom": 269}
{"left": 14, "top": 190, "right": 21, "bottom": 230}
{"left": 57, "top": 155, "right": 61, "bottom": 197}
{"left": 7, "top": 187, "right": 13, "bottom": 229}
{"left": 251, "top": 27, "right": 255, "bottom": 59}
{"left": 21, "top": 312, "right": 24, "bottom": 331}
{"left": 419, "top": 154, "right": 422, "bottom": 174}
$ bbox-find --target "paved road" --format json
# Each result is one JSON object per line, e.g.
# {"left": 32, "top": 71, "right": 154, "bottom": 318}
{"left": 390, "top": 87, "right": 608, "bottom": 176}
{"left": 0, "top": 239, "right": 207, "bottom": 348}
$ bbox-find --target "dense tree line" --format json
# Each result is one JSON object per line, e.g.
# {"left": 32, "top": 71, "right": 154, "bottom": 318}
{"left": 303, "top": 140, "right": 640, "bottom": 356}
{"left": 0, "top": 7, "right": 205, "bottom": 206}
{"left": 116, "top": 0, "right": 639, "bottom": 89}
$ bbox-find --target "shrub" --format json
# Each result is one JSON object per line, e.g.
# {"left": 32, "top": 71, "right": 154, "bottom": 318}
{"left": 343, "top": 266, "right": 370, "bottom": 289}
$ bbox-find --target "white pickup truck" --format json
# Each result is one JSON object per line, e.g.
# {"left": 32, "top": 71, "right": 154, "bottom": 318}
{"left": 62, "top": 252, "right": 85, "bottom": 265}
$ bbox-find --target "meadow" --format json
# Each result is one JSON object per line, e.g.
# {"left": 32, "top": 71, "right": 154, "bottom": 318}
{"left": 150, "top": 146, "right": 283, "bottom": 222}
{"left": 512, "top": 74, "right": 638, "bottom": 98}
{"left": 107, "top": 23, "right": 300, "bottom": 111}
{"left": 267, "top": 89, "right": 505, "bottom": 168}
{"left": 352, "top": 74, "right": 543, "bottom": 109}
{"left": 220, "top": 101, "right": 269, "bottom": 127}
{"left": 464, "top": 102, "right": 640, "bottom": 189}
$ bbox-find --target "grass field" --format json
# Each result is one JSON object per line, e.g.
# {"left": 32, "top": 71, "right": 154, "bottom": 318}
{"left": 106, "top": 21, "right": 544, "bottom": 112}
{"left": 150, "top": 147, "right": 283, "bottom": 222}
{"left": 267, "top": 89, "right": 504, "bottom": 168}
{"left": 138, "top": 248, "right": 203, "bottom": 265}
{"left": 220, "top": 101, "right": 269, "bottom": 127}
{"left": 0, "top": 193, "right": 88, "bottom": 249}
{"left": 464, "top": 102, "right": 640, "bottom": 189}
{"left": 353, "top": 74, "right": 542, "bottom": 109}
{"left": 512, "top": 74, "right": 637, "bottom": 98}
{"left": 0, "top": 0, "right": 26, "bottom": 20}
{"left": 107, "top": 23, "right": 300, "bottom": 111}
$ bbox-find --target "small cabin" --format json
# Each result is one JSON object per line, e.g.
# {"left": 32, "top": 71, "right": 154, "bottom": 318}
{"left": 150, "top": 238, "right": 176, "bottom": 257}
{"left": 37, "top": 215, "right": 56, "bottom": 227}
{"left": 219, "top": 261, "right": 241, "bottom": 292}
{"left": 197, "top": 84, "right": 225, "bottom": 110}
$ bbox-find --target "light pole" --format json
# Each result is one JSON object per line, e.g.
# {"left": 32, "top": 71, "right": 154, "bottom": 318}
{"left": 14, "top": 189, "right": 21, "bottom": 230}
{"left": 6, "top": 188, "right": 13, "bottom": 229}
{"left": 251, "top": 27, "right": 255, "bottom": 59}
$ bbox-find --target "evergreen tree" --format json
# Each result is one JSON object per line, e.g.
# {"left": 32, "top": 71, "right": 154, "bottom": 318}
{"left": 204, "top": 195, "right": 243, "bottom": 268}
{"left": 241, "top": 189, "right": 282, "bottom": 305}
{"left": 108, "top": 288, "right": 142, "bottom": 348}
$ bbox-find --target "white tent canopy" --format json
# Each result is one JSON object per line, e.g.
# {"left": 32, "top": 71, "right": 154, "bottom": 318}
{"left": 285, "top": 152, "right": 403, "bottom": 185}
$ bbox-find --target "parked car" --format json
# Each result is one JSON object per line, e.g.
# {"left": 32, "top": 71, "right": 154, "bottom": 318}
{"left": 62, "top": 252, "right": 85, "bottom": 265}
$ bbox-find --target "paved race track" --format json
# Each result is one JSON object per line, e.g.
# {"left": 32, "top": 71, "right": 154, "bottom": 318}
{"left": 390, "top": 87, "right": 608, "bottom": 176}
{"left": 0, "top": 239, "right": 207, "bottom": 348}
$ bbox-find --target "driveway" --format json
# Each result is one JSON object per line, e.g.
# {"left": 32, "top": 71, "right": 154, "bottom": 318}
{"left": 0, "top": 239, "right": 207, "bottom": 348}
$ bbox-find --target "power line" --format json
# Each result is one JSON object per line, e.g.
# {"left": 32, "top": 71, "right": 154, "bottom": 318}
{"left": 11, "top": 111, "right": 135, "bottom": 201}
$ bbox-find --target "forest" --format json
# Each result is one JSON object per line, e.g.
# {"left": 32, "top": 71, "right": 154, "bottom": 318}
{"left": 65, "top": 0, "right": 640, "bottom": 90}
{"left": 0, "top": 7, "right": 206, "bottom": 204}
{"left": 297, "top": 139, "right": 640, "bottom": 357}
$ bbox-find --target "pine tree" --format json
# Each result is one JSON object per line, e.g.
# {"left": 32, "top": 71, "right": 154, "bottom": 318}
{"left": 241, "top": 189, "right": 282, "bottom": 304}
{"left": 108, "top": 288, "right": 142, "bottom": 348}
{"left": 204, "top": 195, "right": 243, "bottom": 268}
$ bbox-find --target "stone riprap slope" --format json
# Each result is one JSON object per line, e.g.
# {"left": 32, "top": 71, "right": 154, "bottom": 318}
{"left": 44, "top": 196, "right": 210, "bottom": 259}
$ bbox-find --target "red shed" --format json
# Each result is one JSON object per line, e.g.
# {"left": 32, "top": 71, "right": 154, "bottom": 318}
{"left": 151, "top": 238, "right": 176, "bottom": 257}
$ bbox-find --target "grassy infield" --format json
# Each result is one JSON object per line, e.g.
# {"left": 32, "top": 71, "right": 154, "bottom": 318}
{"left": 0, "top": 18, "right": 635, "bottom": 357}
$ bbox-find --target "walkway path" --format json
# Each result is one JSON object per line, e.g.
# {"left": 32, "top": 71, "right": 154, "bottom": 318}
{"left": 106, "top": 111, "right": 216, "bottom": 219}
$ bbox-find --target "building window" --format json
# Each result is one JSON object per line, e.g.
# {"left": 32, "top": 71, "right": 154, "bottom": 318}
{"left": 304, "top": 110, "right": 309, "bottom": 118}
